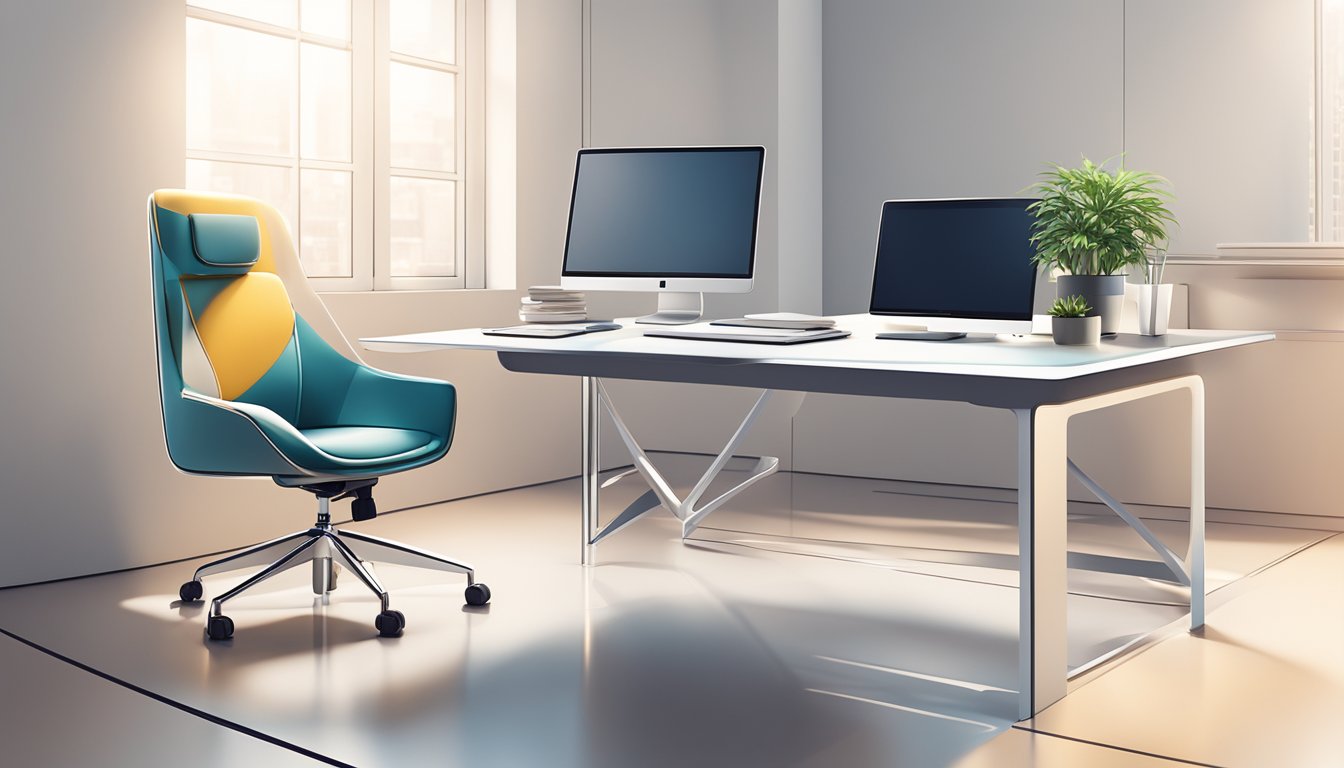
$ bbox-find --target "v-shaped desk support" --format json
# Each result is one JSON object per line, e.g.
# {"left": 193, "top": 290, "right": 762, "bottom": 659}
{"left": 579, "top": 377, "right": 804, "bottom": 563}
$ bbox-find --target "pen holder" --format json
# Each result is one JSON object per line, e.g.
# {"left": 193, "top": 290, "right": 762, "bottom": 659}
{"left": 1137, "top": 283, "right": 1173, "bottom": 336}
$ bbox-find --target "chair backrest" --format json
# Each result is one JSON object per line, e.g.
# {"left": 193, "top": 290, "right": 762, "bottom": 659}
{"left": 147, "top": 190, "right": 364, "bottom": 471}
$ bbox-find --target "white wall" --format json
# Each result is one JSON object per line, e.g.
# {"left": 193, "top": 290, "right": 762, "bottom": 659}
{"left": 0, "top": 0, "right": 584, "bottom": 587}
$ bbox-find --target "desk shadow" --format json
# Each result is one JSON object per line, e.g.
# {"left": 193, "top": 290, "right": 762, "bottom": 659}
{"left": 401, "top": 599, "right": 1014, "bottom": 768}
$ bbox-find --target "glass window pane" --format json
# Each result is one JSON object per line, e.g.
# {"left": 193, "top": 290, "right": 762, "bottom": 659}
{"left": 300, "top": 169, "right": 352, "bottom": 277}
{"left": 186, "top": 159, "right": 297, "bottom": 237}
{"left": 389, "top": 63, "right": 455, "bottom": 172}
{"left": 186, "top": 19, "right": 295, "bottom": 156}
{"left": 301, "top": 0, "right": 349, "bottom": 40}
{"left": 300, "top": 44, "right": 351, "bottom": 162}
{"left": 188, "top": 0, "right": 296, "bottom": 28}
{"left": 389, "top": 0, "right": 455, "bottom": 63}
{"left": 389, "top": 177, "right": 456, "bottom": 277}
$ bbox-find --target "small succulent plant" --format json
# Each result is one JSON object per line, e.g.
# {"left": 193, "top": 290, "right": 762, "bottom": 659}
{"left": 1047, "top": 294, "right": 1092, "bottom": 318}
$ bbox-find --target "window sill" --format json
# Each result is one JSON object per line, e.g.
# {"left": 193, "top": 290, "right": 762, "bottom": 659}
{"left": 1161, "top": 243, "right": 1344, "bottom": 270}
{"left": 1204, "top": 242, "right": 1344, "bottom": 263}
{"left": 317, "top": 287, "right": 519, "bottom": 297}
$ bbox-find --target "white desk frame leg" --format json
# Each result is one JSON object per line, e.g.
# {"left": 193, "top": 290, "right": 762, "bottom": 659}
{"left": 581, "top": 376, "right": 600, "bottom": 566}
{"left": 580, "top": 378, "right": 801, "bottom": 564}
{"left": 1015, "top": 374, "right": 1205, "bottom": 720}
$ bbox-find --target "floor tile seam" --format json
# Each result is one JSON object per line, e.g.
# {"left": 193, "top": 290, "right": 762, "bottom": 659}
{"left": 0, "top": 471, "right": 581, "bottom": 592}
{"left": 859, "top": 489, "right": 1339, "bottom": 535}
{"left": 1009, "top": 724, "right": 1227, "bottom": 767}
{"left": 6, "top": 467, "right": 1331, "bottom": 592}
{"left": 790, "top": 468, "right": 1338, "bottom": 535}
{"left": 581, "top": 451, "right": 1334, "bottom": 535}
{"left": 1040, "top": 532, "right": 1343, "bottom": 707}
{"left": 696, "top": 537, "right": 1183, "bottom": 603}
{"left": 1232, "top": 531, "right": 1340, "bottom": 582}
{"left": 690, "top": 533, "right": 1283, "bottom": 608}
{"left": 0, "top": 627, "right": 351, "bottom": 768}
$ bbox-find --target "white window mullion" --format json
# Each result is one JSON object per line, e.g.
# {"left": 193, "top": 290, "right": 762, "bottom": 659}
{"left": 373, "top": 0, "right": 393, "bottom": 290}
{"left": 351, "top": 0, "right": 376, "bottom": 291}
{"left": 464, "top": 0, "right": 484, "bottom": 288}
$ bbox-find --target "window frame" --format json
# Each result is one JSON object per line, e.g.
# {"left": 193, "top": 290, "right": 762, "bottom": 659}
{"left": 1311, "top": 0, "right": 1343, "bottom": 243}
{"left": 185, "top": 0, "right": 485, "bottom": 292}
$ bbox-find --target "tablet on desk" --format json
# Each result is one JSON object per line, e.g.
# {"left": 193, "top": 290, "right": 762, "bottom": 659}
{"left": 644, "top": 325, "right": 850, "bottom": 344}
{"left": 484, "top": 323, "right": 621, "bottom": 339}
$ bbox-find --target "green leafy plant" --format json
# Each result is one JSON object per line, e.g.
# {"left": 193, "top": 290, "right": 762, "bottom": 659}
{"left": 1027, "top": 157, "right": 1176, "bottom": 276}
{"left": 1047, "top": 294, "right": 1092, "bottom": 318}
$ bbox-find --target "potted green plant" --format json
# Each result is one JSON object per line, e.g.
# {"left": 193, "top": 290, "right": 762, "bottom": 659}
{"left": 1027, "top": 157, "right": 1175, "bottom": 336}
{"left": 1047, "top": 294, "right": 1100, "bottom": 346}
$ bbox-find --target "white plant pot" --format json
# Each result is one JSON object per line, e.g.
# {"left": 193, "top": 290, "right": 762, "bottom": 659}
{"left": 1137, "top": 283, "right": 1173, "bottom": 336}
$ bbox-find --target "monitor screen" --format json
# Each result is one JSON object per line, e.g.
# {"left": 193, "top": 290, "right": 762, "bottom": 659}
{"left": 868, "top": 198, "right": 1039, "bottom": 320}
{"left": 561, "top": 147, "right": 765, "bottom": 279}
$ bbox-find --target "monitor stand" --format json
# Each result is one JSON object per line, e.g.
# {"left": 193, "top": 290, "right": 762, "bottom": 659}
{"left": 876, "top": 330, "right": 967, "bottom": 341}
{"left": 636, "top": 291, "right": 704, "bottom": 325}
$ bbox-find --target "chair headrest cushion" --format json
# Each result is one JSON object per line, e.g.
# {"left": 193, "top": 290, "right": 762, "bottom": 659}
{"left": 188, "top": 213, "right": 260, "bottom": 273}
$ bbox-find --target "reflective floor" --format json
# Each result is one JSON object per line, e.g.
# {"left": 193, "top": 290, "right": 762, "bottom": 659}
{"left": 0, "top": 459, "right": 1337, "bottom": 767}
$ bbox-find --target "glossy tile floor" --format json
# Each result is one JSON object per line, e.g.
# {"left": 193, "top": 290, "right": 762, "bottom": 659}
{"left": 0, "top": 460, "right": 1338, "bottom": 767}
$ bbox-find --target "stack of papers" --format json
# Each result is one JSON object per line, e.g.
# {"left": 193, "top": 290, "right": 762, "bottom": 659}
{"left": 711, "top": 312, "right": 837, "bottom": 330}
{"left": 520, "top": 286, "right": 587, "bottom": 323}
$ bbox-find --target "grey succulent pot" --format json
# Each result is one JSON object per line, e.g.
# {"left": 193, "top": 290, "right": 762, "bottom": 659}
{"left": 1056, "top": 274, "right": 1125, "bottom": 335}
{"left": 1051, "top": 315, "right": 1101, "bottom": 346}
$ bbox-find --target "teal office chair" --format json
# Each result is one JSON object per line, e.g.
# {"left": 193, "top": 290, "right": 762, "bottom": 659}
{"left": 147, "top": 189, "right": 489, "bottom": 641}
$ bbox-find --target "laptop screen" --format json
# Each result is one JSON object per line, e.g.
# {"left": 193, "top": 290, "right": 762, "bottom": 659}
{"left": 868, "top": 198, "right": 1039, "bottom": 321}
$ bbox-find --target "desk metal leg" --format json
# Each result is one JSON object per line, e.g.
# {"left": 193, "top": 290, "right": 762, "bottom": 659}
{"left": 1016, "top": 407, "right": 1068, "bottom": 721}
{"left": 581, "top": 376, "right": 600, "bottom": 566}
{"left": 1188, "top": 378, "right": 1206, "bottom": 629}
{"left": 1015, "top": 374, "right": 1207, "bottom": 720}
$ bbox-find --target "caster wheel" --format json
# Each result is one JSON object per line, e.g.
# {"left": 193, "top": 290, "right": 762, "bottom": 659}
{"left": 376, "top": 609, "right": 406, "bottom": 638}
{"left": 179, "top": 580, "right": 203, "bottom": 603}
{"left": 464, "top": 583, "right": 491, "bottom": 607}
{"left": 206, "top": 615, "right": 234, "bottom": 641}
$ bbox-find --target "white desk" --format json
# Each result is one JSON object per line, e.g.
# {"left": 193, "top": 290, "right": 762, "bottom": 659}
{"left": 363, "top": 314, "right": 1273, "bottom": 719}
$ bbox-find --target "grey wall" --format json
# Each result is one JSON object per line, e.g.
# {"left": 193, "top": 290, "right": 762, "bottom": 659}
{"left": 580, "top": 0, "right": 805, "bottom": 467}
{"left": 806, "top": 0, "right": 1342, "bottom": 518}
{"left": 821, "top": 0, "right": 1124, "bottom": 314}
{"left": 1125, "top": 0, "right": 1314, "bottom": 253}
{"left": 0, "top": 0, "right": 584, "bottom": 587}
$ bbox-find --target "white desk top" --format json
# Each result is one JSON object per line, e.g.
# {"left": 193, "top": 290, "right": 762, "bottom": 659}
{"left": 361, "top": 314, "right": 1273, "bottom": 382}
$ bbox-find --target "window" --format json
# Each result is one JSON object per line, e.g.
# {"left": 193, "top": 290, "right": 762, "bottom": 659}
{"left": 1312, "top": 0, "right": 1344, "bottom": 242}
{"left": 186, "top": 0, "right": 484, "bottom": 290}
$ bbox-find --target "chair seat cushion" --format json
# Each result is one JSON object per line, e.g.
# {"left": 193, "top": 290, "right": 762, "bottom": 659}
{"left": 300, "top": 426, "right": 444, "bottom": 463}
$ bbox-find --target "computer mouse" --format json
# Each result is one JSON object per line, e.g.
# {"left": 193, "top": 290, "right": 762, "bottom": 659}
{"left": 585, "top": 322, "right": 622, "bottom": 332}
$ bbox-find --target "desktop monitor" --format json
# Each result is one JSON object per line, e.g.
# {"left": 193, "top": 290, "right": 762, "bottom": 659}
{"left": 868, "top": 197, "right": 1039, "bottom": 338}
{"left": 560, "top": 146, "right": 766, "bottom": 324}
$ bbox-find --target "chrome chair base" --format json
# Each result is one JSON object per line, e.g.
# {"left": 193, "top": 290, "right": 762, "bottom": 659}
{"left": 178, "top": 495, "right": 489, "bottom": 640}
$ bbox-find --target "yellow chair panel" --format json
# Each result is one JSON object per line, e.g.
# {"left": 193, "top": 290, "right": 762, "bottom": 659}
{"left": 182, "top": 273, "right": 296, "bottom": 400}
